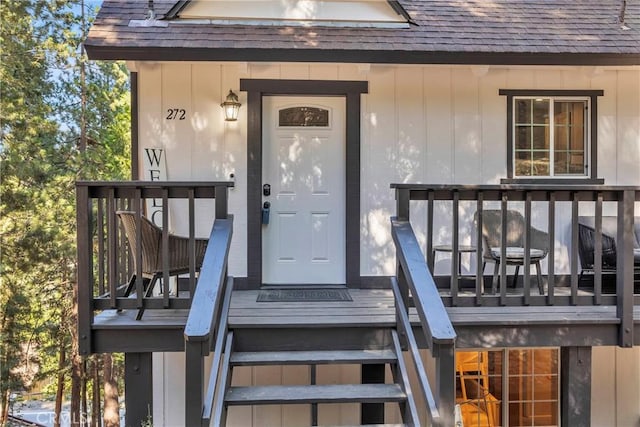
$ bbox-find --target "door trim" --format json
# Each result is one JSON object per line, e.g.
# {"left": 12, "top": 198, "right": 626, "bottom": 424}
{"left": 240, "top": 79, "right": 369, "bottom": 289}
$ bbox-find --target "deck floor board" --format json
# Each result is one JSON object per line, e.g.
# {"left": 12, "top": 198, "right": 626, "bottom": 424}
{"left": 92, "top": 289, "right": 637, "bottom": 330}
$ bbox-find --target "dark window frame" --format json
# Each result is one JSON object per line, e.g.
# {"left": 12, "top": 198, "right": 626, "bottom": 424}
{"left": 499, "top": 89, "right": 604, "bottom": 184}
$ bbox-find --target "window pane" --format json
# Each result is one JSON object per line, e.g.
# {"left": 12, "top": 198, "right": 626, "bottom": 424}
{"left": 279, "top": 106, "right": 329, "bottom": 127}
{"left": 554, "top": 152, "right": 568, "bottom": 174}
{"left": 554, "top": 125, "right": 568, "bottom": 150}
{"left": 553, "top": 101, "right": 586, "bottom": 176}
{"left": 515, "top": 151, "right": 532, "bottom": 176}
{"left": 533, "top": 375, "right": 558, "bottom": 401}
{"left": 516, "top": 99, "right": 532, "bottom": 124}
{"left": 531, "top": 151, "right": 550, "bottom": 176}
{"left": 532, "top": 126, "right": 549, "bottom": 150}
{"left": 508, "top": 349, "right": 559, "bottom": 427}
{"left": 532, "top": 99, "right": 549, "bottom": 124}
{"left": 568, "top": 153, "right": 585, "bottom": 174}
{"left": 516, "top": 126, "right": 531, "bottom": 149}
{"left": 456, "top": 351, "right": 503, "bottom": 427}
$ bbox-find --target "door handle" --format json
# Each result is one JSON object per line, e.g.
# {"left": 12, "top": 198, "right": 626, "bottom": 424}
{"left": 262, "top": 201, "right": 271, "bottom": 225}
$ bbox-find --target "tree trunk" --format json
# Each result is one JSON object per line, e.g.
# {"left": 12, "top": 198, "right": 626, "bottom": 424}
{"left": 1, "top": 389, "right": 9, "bottom": 427}
{"left": 70, "top": 353, "right": 83, "bottom": 427}
{"left": 91, "top": 356, "right": 100, "bottom": 427}
{"left": 54, "top": 344, "right": 66, "bottom": 427}
{"left": 103, "top": 354, "right": 120, "bottom": 427}
{"left": 70, "top": 277, "right": 82, "bottom": 427}
{"left": 81, "top": 358, "right": 88, "bottom": 426}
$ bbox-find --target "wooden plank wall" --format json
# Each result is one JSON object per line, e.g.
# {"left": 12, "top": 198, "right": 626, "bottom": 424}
{"left": 136, "top": 62, "right": 639, "bottom": 279}
{"left": 135, "top": 62, "right": 640, "bottom": 426}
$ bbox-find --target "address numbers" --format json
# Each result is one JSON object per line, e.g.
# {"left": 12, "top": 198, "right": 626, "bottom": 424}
{"left": 166, "top": 108, "right": 186, "bottom": 120}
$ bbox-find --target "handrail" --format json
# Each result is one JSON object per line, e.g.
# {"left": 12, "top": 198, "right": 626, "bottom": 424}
{"left": 203, "top": 277, "right": 234, "bottom": 424}
{"left": 391, "top": 277, "right": 441, "bottom": 426}
{"left": 391, "top": 217, "right": 456, "bottom": 345}
{"left": 184, "top": 217, "right": 233, "bottom": 341}
{"left": 391, "top": 217, "right": 456, "bottom": 426}
{"left": 391, "top": 182, "right": 640, "bottom": 192}
{"left": 184, "top": 217, "right": 233, "bottom": 427}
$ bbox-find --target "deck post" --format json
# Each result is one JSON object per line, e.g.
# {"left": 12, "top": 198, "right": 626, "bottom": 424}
{"left": 215, "top": 184, "right": 229, "bottom": 219}
{"left": 124, "top": 352, "right": 153, "bottom": 426}
{"left": 616, "top": 189, "right": 634, "bottom": 347}
{"left": 434, "top": 342, "right": 456, "bottom": 427}
{"left": 185, "top": 340, "right": 206, "bottom": 427}
{"left": 76, "top": 184, "right": 92, "bottom": 356}
{"left": 396, "top": 188, "right": 410, "bottom": 221}
{"left": 561, "top": 347, "right": 591, "bottom": 427}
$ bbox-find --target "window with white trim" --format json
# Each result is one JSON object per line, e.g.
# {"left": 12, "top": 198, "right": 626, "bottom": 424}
{"left": 499, "top": 90, "right": 603, "bottom": 183}
{"left": 456, "top": 348, "right": 560, "bottom": 427}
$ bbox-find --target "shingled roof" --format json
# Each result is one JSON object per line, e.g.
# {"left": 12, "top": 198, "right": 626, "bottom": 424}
{"left": 85, "top": 0, "right": 640, "bottom": 65}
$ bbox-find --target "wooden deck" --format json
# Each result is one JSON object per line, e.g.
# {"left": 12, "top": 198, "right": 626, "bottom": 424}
{"left": 90, "top": 289, "right": 640, "bottom": 353}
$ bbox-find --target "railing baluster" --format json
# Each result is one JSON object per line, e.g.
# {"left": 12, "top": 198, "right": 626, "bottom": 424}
{"left": 547, "top": 192, "right": 556, "bottom": 304}
{"left": 523, "top": 192, "right": 532, "bottom": 304}
{"left": 475, "top": 193, "right": 484, "bottom": 305}
{"left": 107, "top": 188, "right": 117, "bottom": 309}
{"left": 571, "top": 192, "right": 579, "bottom": 305}
{"left": 594, "top": 193, "right": 603, "bottom": 305}
{"left": 97, "top": 200, "right": 105, "bottom": 296}
{"left": 451, "top": 191, "right": 459, "bottom": 304}
{"left": 500, "top": 193, "right": 508, "bottom": 305}
{"left": 134, "top": 190, "right": 144, "bottom": 309}
{"left": 162, "top": 188, "right": 170, "bottom": 308}
{"left": 118, "top": 198, "right": 128, "bottom": 285}
{"left": 189, "top": 188, "right": 196, "bottom": 301}
{"left": 427, "top": 190, "right": 434, "bottom": 270}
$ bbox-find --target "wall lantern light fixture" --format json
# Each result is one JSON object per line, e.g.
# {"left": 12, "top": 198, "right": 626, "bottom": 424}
{"left": 221, "top": 89, "right": 241, "bottom": 121}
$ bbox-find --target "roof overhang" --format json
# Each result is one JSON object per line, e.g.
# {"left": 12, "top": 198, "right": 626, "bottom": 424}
{"left": 84, "top": 45, "right": 640, "bottom": 67}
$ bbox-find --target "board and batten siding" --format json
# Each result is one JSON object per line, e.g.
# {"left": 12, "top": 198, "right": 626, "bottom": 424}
{"left": 151, "top": 346, "right": 640, "bottom": 426}
{"left": 135, "top": 62, "right": 640, "bottom": 426}
{"left": 135, "top": 62, "right": 639, "bottom": 278}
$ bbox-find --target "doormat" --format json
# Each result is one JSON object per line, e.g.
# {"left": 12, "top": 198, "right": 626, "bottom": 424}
{"left": 257, "top": 288, "right": 352, "bottom": 302}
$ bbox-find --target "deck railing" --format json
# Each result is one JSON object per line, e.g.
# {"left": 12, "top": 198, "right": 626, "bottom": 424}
{"left": 392, "top": 183, "right": 639, "bottom": 348}
{"left": 75, "top": 181, "right": 234, "bottom": 356}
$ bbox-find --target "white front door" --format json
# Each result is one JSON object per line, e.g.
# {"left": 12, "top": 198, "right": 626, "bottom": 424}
{"left": 262, "top": 96, "right": 346, "bottom": 284}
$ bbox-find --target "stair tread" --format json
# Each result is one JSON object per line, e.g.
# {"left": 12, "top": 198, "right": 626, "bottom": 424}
{"left": 230, "top": 349, "right": 397, "bottom": 366}
{"left": 225, "top": 384, "right": 406, "bottom": 405}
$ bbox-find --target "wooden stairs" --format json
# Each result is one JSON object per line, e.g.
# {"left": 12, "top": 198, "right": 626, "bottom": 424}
{"left": 209, "top": 328, "right": 421, "bottom": 426}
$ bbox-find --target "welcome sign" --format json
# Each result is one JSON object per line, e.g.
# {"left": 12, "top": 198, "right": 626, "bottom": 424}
{"left": 142, "top": 147, "right": 167, "bottom": 227}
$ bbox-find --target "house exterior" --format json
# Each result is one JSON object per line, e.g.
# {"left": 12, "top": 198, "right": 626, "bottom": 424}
{"left": 80, "top": 1, "right": 640, "bottom": 426}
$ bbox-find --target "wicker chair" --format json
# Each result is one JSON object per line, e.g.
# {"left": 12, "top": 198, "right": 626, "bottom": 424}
{"left": 117, "top": 211, "right": 209, "bottom": 319}
{"left": 475, "top": 210, "right": 549, "bottom": 295}
{"left": 577, "top": 216, "right": 640, "bottom": 284}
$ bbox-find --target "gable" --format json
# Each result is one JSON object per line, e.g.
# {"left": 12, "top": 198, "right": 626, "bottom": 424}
{"left": 173, "top": 0, "right": 410, "bottom": 27}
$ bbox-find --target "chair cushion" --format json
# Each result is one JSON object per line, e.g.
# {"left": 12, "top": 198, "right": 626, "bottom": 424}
{"left": 490, "top": 247, "right": 545, "bottom": 260}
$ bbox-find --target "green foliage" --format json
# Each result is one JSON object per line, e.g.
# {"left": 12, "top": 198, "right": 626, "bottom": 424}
{"left": 0, "top": 0, "right": 130, "bottom": 418}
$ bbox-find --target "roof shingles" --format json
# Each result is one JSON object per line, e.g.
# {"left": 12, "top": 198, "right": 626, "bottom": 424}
{"left": 85, "top": 0, "right": 640, "bottom": 64}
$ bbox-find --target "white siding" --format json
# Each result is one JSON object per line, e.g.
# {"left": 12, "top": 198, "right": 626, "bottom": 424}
{"left": 136, "top": 62, "right": 640, "bottom": 426}
{"left": 592, "top": 346, "right": 640, "bottom": 427}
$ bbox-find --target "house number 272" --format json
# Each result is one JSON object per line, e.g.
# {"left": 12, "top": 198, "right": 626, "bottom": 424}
{"left": 166, "top": 108, "right": 186, "bottom": 120}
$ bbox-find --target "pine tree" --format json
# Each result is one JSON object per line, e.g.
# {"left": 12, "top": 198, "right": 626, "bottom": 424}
{"left": 1, "top": 0, "right": 130, "bottom": 424}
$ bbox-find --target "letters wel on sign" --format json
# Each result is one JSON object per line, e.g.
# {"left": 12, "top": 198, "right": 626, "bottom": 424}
{"left": 143, "top": 148, "right": 167, "bottom": 227}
